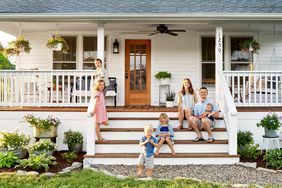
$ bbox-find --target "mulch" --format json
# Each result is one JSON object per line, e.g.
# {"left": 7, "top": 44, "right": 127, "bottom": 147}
{"left": 0, "top": 151, "right": 85, "bottom": 174}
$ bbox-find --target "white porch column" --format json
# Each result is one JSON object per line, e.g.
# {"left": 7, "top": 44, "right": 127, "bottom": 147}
{"left": 97, "top": 23, "right": 105, "bottom": 65}
{"left": 86, "top": 117, "right": 95, "bottom": 155}
{"left": 215, "top": 27, "right": 223, "bottom": 104}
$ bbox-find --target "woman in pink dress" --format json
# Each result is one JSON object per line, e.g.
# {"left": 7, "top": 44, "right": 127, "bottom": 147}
{"left": 91, "top": 79, "right": 109, "bottom": 143}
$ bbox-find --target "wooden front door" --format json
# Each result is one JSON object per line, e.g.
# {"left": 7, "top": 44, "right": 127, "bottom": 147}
{"left": 125, "top": 40, "right": 151, "bottom": 106}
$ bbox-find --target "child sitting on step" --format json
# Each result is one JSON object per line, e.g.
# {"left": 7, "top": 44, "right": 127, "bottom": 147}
{"left": 155, "top": 113, "right": 176, "bottom": 156}
{"left": 137, "top": 124, "right": 158, "bottom": 178}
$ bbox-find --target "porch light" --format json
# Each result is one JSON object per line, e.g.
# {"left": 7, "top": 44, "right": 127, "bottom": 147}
{"left": 113, "top": 39, "right": 119, "bottom": 54}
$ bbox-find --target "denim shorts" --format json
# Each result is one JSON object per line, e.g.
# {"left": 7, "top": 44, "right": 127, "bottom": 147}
{"left": 137, "top": 153, "right": 154, "bottom": 169}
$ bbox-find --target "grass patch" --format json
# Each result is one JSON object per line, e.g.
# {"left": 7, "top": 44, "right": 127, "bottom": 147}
{"left": 0, "top": 169, "right": 229, "bottom": 188}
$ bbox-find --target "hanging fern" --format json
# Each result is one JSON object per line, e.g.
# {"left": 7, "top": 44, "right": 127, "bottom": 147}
{"left": 3, "top": 36, "right": 31, "bottom": 56}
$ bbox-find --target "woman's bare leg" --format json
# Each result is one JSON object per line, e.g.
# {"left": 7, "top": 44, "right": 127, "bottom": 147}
{"left": 177, "top": 108, "right": 184, "bottom": 129}
{"left": 184, "top": 108, "right": 192, "bottom": 130}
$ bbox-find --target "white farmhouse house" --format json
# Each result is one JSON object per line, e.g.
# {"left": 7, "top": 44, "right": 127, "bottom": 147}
{"left": 0, "top": 0, "right": 281, "bottom": 166}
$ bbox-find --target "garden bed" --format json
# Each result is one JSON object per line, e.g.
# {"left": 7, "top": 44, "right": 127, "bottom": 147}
{"left": 0, "top": 151, "right": 85, "bottom": 174}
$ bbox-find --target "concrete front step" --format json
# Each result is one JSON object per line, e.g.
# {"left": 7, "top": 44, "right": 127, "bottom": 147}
{"left": 83, "top": 153, "right": 240, "bottom": 165}
{"left": 104, "top": 118, "right": 225, "bottom": 129}
{"left": 100, "top": 128, "right": 227, "bottom": 140}
{"left": 94, "top": 140, "right": 229, "bottom": 153}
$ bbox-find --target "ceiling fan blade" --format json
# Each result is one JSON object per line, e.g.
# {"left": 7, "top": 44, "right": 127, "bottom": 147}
{"left": 148, "top": 31, "right": 159, "bottom": 36}
{"left": 167, "top": 30, "right": 186, "bottom": 32}
{"left": 166, "top": 31, "right": 178, "bottom": 36}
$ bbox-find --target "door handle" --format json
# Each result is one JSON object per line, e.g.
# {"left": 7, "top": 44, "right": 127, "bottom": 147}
{"left": 125, "top": 72, "right": 128, "bottom": 79}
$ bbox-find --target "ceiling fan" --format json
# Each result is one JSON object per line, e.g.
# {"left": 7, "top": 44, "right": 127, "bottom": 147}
{"left": 148, "top": 24, "right": 186, "bottom": 36}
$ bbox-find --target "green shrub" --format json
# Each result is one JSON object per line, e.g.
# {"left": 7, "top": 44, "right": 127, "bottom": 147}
{"left": 238, "top": 144, "right": 261, "bottom": 159}
{"left": 256, "top": 112, "right": 282, "bottom": 130}
{"left": 0, "top": 152, "right": 19, "bottom": 168}
{"left": 17, "top": 154, "right": 57, "bottom": 171}
{"left": 154, "top": 71, "right": 171, "bottom": 80}
{"left": 0, "top": 132, "right": 30, "bottom": 149}
{"left": 27, "top": 140, "right": 56, "bottom": 155}
{"left": 62, "top": 151, "right": 77, "bottom": 164}
{"left": 237, "top": 130, "right": 254, "bottom": 147}
{"left": 263, "top": 149, "right": 282, "bottom": 170}
{"left": 63, "top": 130, "right": 83, "bottom": 147}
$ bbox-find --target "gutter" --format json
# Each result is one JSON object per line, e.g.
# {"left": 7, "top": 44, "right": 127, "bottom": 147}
{"left": 1, "top": 13, "right": 282, "bottom": 22}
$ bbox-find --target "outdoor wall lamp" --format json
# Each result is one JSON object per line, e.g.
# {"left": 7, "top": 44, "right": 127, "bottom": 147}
{"left": 113, "top": 39, "right": 119, "bottom": 54}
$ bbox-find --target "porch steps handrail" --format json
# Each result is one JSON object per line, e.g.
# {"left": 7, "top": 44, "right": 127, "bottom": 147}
{"left": 216, "top": 70, "right": 238, "bottom": 155}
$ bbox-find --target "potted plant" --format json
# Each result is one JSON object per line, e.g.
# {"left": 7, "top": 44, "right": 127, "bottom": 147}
{"left": 4, "top": 36, "right": 31, "bottom": 56}
{"left": 256, "top": 112, "right": 282, "bottom": 137}
{"left": 165, "top": 91, "right": 176, "bottom": 107}
{"left": 46, "top": 35, "right": 69, "bottom": 53}
{"left": 240, "top": 39, "right": 260, "bottom": 54}
{"left": 23, "top": 114, "right": 61, "bottom": 138}
{"left": 27, "top": 140, "right": 56, "bottom": 156}
{"left": 0, "top": 131, "right": 30, "bottom": 158}
{"left": 155, "top": 71, "right": 172, "bottom": 85}
{"left": 63, "top": 130, "right": 83, "bottom": 153}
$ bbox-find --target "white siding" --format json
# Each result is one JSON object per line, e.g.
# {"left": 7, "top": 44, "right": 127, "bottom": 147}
{"left": 17, "top": 32, "right": 51, "bottom": 70}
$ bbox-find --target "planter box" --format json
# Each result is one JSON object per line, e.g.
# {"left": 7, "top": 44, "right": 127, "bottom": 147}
{"left": 33, "top": 126, "right": 57, "bottom": 138}
{"left": 0, "top": 147, "right": 27, "bottom": 159}
{"left": 68, "top": 143, "right": 83, "bottom": 153}
{"left": 166, "top": 101, "right": 174, "bottom": 108}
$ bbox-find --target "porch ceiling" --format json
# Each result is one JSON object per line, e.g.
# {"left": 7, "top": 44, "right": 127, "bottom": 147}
{"left": 2, "top": 22, "right": 282, "bottom": 34}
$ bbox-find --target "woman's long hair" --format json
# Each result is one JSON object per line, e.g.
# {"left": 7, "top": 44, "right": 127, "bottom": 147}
{"left": 181, "top": 78, "right": 194, "bottom": 95}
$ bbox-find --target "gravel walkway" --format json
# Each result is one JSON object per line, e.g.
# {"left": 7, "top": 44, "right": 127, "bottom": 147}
{"left": 91, "top": 164, "right": 282, "bottom": 186}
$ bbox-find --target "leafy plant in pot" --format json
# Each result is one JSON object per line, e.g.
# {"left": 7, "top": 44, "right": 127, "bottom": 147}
{"left": 256, "top": 112, "right": 282, "bottom": 137}
{"left": 155, "top": 71, "right": 172, "bottom": 85}
{"left": 4, "top": 36, "right": 31, "bottom": 56}
{"left": 165, "top": 91, "right": 176, "bottom": 107}
{"left": 240, "top": 39, "right": 260, "bottom": 54}
{"left": 23, "top": 114, "right": 61, "bottom": 138}
{"left": 63, "top": 130, "right": 83, "bottom": 153}
{"left": 0, "top": 131, "right": 30, "bottom": 159}
{"left": 46, "top": 35, "right": 69, "bottom": 53}
{"left": 27, "top": 140, "right": 57, "bottom": 156}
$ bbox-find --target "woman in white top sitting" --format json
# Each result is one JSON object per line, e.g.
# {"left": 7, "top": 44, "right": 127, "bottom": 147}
{"left": 94, "top": 59, "right": 109, "bottom": 94}
{"left": 177, "top": 78, "right": 198, "bottom": 130}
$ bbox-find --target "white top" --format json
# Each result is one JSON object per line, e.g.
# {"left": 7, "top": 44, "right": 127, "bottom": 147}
{"left": 94, "top": 68, "right": 109, "bottom": 86}
{"left": 182, "top": 94, "right": 195, "bottom": 109}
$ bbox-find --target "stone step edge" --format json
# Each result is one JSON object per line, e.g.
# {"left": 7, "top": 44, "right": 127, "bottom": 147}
{"left": 100, "top": 128, "right": 226, "bottom": 132}
{"left": 95, "top": 140, "right": 228, "bottom": 144}
{"left": 84, "top": 153, "right": 239, "bottom": 158}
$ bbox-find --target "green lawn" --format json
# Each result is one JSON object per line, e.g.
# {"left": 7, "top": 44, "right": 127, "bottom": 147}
{"left": 0, "top": 169, "right": 232, "bottom": 188}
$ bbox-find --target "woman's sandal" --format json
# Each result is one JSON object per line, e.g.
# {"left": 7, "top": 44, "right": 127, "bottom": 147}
{"left": 187, "top": 126, "right": 193, "bottom": 131}
{"left": 176, "top": 125, "right": 183, "bottom": 129}
{"left": 96, "top": 138, "right": 108, "bottom": 143}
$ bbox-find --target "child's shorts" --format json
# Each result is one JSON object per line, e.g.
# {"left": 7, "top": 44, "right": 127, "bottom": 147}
{"left": 196, "top": 118, "right": 215, "bottom": 130}
{"left": 137, "top": 153, "right": 154, "bottom": 169}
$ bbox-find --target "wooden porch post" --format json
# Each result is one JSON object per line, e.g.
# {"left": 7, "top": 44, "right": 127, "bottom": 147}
{"left": 97, "top": 23, "right": 105, "bottom": 66}
{"left": 215, "top": 27, "right": 223, "bottom": 104}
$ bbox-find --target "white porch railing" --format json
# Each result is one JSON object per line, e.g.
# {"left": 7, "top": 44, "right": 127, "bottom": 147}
{"left": 223, "top": 71, "right": 282, "bottom": 107}
{"left": 0, "top": 70, "right": 96, "bottom": 107}
{"left": 216, "top": 70, "right": 237, "bottom": 155}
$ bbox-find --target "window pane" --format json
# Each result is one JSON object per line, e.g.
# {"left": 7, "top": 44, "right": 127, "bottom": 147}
{"left": 83, "top": 36, "right": 107, "bottom": 70}
{"left": 202, "top": 63, "right": 215, "bottom": 85}
{"left": 202, "top": 37, "right": 224, "bottom": 62}
{"left": 53, "top": 36, "right": 76, "bottom": 62}
{"left": 53, "top": 63, "right": 76, "bottom": 70}
{"left": 231, "top": 37, "right": 252, "bottom": 62}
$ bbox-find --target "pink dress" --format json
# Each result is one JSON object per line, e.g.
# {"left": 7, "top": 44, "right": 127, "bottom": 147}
{"left": 94, "top": 91, "right": 108, "bottom": 123}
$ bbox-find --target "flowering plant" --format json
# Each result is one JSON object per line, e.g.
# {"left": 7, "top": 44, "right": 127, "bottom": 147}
{"left": 0, "top": 131, "right": 30, "bottom": 150}
{"left": 63, "top": 130, "right": 83, "bottom": 147}
{"left": 256, "top": 112, "right": 282, "bottom": 130}
{"left": 27, "top": 140, "right": 56, "bottom": 154}
{"left": 23, "top": 114, "right": 61, "bottom": 132}
{"left": 46, "top": 35, "right": 69, "bottom": 53}
{"left": 4, "top": 36, "right": 31, "bottom": 56}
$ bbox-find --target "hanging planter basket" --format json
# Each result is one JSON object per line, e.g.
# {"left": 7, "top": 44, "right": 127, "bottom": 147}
{"left": 3, "top": 36, "right": 31, "bottom": 56}
{"left": 47, "top": 35, "right": 69, "bottom": 53}
{"left": 240, "top": 39, "right": 260, "bottom": 54}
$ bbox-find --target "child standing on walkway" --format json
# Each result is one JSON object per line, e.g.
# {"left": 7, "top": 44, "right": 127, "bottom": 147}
{"left": 155, "top": 113, "right": 176, "bottom": 156}
{"left": 137, "top": 124, "right": 158, "bottom": 178}
{"left": 90, "top": 79, "right": 109, "bottom": 143}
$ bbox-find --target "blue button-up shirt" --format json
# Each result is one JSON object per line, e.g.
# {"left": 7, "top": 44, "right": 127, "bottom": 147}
{"left": 194, "top": 99, "right": 218, "bottom": 116}
{"left": 140, "top": 136, "right": 158, "bottom": 157}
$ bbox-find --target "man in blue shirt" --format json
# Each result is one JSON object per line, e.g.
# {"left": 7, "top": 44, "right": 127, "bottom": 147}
{"left": 188, "top": 87, "right": 219, "bottom": 142}
{"left": 137, "top": 124, "right": 158, "bottom": 178}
